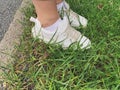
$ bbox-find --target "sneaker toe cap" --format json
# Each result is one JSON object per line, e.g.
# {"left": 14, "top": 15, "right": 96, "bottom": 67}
{"left": 79, "top": 36, "right": 91, "bottom": 49}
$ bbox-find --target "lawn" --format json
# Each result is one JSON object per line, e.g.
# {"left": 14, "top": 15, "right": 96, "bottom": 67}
{"left": 2, "top": 0, "right": 120, "bottom": 90}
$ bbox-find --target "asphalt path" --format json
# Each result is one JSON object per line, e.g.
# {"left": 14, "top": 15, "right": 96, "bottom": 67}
{"left": 0, "top": 0, "right": 22, "bottom": 41}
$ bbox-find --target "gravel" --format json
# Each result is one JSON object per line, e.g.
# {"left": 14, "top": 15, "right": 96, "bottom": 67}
{"left": 0, "top": 0, "right": 23, "bottom": 41}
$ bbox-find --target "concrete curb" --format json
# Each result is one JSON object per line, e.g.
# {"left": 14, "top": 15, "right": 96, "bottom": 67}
{"left": 0, "top": 0, "right": 31, "bottom": 79}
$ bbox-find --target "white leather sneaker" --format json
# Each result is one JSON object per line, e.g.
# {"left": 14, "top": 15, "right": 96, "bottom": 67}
{"left": 58, "top": 0, "right": 88, "bottom": 28}
{"left": 30, "top": 16, "right": 91, "bottom": 49}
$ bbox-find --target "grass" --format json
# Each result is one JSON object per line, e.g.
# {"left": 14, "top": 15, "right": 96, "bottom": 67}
{"left": 1, "top": 0, "right": 120, "bottom": 89}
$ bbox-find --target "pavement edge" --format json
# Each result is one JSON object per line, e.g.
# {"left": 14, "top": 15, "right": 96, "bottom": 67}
{"left": 0, "top": 0, "right": 31, "bottom": 80}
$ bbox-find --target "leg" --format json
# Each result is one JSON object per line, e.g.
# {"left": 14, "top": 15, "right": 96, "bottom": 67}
{"left": 31, "top": 0, "right": 91, "bottom": 49}
{"left": 32, "top": 0, "right": 59, "bottom": 27}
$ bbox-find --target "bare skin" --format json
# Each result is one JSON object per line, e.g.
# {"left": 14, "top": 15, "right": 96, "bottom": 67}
{"left": 32, "top": 0, "right": 63, "bottom": 27}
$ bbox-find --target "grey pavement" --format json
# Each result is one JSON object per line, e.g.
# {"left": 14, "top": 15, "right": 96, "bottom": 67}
{"left": 0, "top": 0, "right": 23, "bottom": 41}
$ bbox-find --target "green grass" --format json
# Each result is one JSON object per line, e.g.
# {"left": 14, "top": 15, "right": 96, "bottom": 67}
{"left": 1, "top": 0, "right": 120, "bottom": 90}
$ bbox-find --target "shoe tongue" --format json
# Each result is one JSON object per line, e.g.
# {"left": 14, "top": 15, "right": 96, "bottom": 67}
{"left": 57, "top": 1, "right": 69, "bottom": 11}
{"left": 63, "top": 0, "right": 70, "bottom": 10}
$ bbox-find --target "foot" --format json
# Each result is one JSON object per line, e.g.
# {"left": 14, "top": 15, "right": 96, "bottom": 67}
{"left": 57, "top": 1, "right": 88, "bottom": 28}
{"left": 30, "top": 16, "right": 91, "bottom": 49}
